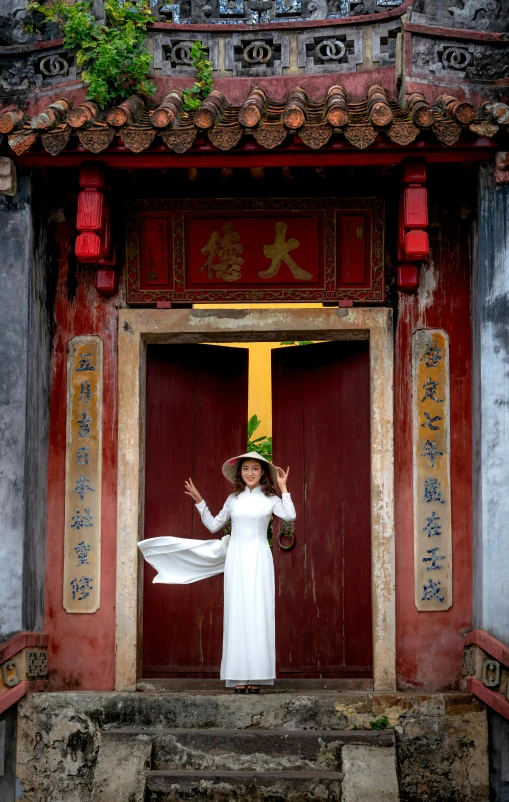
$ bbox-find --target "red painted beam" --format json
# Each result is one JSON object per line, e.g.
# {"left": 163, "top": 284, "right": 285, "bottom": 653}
{"left": 404, "top": 21, "right": 509, "bottom": 42}
{"left": 467, "top": 678, "right": 509, "bottom": 721}
{"left": 465, "top": 630, "right": 509, "bottom": 667}
{"left": 0, "top": 680, "right": 48, "bottom": 716}
{"left": 11, "top": 142, "right": 497, "bottom": 170}
{"left": 0, "top": 632, "right": 49, "bottom": 664}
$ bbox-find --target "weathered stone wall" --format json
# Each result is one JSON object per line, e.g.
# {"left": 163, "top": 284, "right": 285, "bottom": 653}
{"left": 16, "top": 691, "right": 488, "bottom": 802}
{"left": 471, "top": 161, "right": 509, "bottom": 801}
{"left": 0, "top": 172, "right": 53, "bottom": 637}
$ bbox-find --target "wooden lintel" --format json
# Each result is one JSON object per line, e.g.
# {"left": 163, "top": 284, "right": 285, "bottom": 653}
{"left": 10, "top": 143, "right": 497, "bottom": 170}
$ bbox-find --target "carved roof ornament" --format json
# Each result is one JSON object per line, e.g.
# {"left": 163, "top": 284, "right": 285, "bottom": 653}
{"left": 0, "top": 86, "right": 504, "bottom": 156}
{"left": 408, "top": 0, "right": 509, "bottom": 32}
{"left": 153, "top": 0, "right": 403, "bottom": 24}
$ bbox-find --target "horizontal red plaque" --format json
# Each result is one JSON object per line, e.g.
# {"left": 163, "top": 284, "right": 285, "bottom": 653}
{"left": 126, "top": 198, "right": 384, "bottom": 305}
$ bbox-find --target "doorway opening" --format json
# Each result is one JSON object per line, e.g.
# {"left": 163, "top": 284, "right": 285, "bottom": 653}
{"left": 142, "top": 336, "right": 372, "bottom": 681}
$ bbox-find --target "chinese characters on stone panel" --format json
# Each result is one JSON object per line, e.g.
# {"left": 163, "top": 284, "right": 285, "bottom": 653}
{"left": 413, "top": 332, "right": 452, "bottom": 611}
{"left": 63, "top": 337, "right": 103, "bottom": 613}
{"left": 199, "top": 221, "right": 313, "bottom": 283}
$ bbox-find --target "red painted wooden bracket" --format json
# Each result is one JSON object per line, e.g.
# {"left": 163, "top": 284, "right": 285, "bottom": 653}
{"left": 0, "top": 680, "right": 48, "bottom": 716}
{"left": 465, "top": 629, "right": 509, "bottom": 667}
{"left": 467, "top": 678, "right": 509, "bottom": 721}
{"left": 397, "top": 264, "right": 420, "bottom": 291}
{"left": 397, "top": 158, "right": 429, "bottom": 291}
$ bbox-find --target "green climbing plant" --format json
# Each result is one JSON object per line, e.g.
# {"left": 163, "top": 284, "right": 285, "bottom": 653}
{"left": 182, "top": 40, "right": 214, "bottom": 112}
{"left": 247, "top": 414, "right": 273, "bottom": 462}
{"left": 247, "top": 414, "right": 274, "bottom": 548}
{"left": 25, "top": 0, "right": 155, "bottom": 107}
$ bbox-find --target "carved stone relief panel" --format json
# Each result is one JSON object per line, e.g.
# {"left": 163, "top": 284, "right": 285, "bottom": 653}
{"left": 0, "top": 48, "right": 78, "bottom": 97}
{"left": 151, "top": 0, "right": 402, "bottom": 23}
{"left": 372, "top": 20, "right": 400, "bottom": 66}
{"left": 408, "top": 0, "right": 509, "bottom": 32}
{"left": 297, "top": 27, "right": 363, "bottom": 73}
{"left": 152, "top": 33, "right": 219, "bottom": 77}
{"left": 412, "top": 34, "right": 509, "bottom": 80}
{"left": 225, "top": 31, "right": 290, "bottom": 75}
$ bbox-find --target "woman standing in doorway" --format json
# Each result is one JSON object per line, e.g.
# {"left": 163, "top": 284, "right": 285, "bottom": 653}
{"left": 138, "top": 452, "right": 296, "bottom": 694}
{"left": 185, "top": 453, "right": 295, "bottom": 693}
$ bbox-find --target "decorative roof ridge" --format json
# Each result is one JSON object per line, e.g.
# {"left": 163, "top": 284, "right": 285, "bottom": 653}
{"left": 1, "top": 85, "right": 506, "bottom": 156}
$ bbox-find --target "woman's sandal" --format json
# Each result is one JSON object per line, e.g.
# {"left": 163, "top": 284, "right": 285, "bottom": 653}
{"left": 233, "top": 685, "right": 247, "bottom": 694}
{"left": 247, "top": 685, "right": 260, "bottom": 694}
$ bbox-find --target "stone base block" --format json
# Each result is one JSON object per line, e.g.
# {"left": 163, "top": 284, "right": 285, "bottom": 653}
{"left": 341, "top": 744, "right": 399, "bottom": 801}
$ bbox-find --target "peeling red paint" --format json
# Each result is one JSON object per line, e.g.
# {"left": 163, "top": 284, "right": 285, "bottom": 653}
{"left": 44, "top": 220, "right": 118, "bottom": 691}
{"left": 395, "top": 176, "right": 473, "bottom": 691}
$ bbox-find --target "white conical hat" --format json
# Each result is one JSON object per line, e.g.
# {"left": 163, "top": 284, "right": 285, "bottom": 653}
{"left": 222, "top": 451, "right": 278, "bottom": 484}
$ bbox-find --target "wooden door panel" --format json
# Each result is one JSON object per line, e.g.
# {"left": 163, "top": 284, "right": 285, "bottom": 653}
{"left": 272, "top": 341, "right": 372, "bottom": 677}
{"left": 143, "top": 344, "right": 248, "bottom": 677}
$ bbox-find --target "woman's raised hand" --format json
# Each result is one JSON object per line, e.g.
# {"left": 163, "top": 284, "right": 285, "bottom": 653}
{"left": 185, "top": 478, "right": 203, "bottom": 504}
{"left": 275, "top": 466, "right": 290, "bottom": 493}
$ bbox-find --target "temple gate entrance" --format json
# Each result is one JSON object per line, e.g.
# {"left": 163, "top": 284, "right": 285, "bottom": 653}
{"left": 142, "top": 339, "right": 372, "bottom": 679}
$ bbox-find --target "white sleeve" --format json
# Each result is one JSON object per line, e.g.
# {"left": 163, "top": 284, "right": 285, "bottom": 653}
{"left": 195, "top": 496, "right": 231, "bottom": 533}
{"left": 272, "top": 493, "right": 296, "bottom": 522}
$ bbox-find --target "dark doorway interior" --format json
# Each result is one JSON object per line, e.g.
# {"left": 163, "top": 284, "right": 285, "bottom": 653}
{"left": 142, "top": 340, "right": 372, "bottom": 679}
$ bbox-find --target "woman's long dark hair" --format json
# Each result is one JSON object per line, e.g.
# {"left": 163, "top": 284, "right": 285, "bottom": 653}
{"left": 232, "top": 458, "right": 275, "bottom": 497}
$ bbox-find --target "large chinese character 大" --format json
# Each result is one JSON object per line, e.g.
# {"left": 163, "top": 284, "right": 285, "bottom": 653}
{"left": 259, "top": 222, "right": 313, "bottom": 281}
{"left": 199, "top": 222, "right": 244, "bottom": 282}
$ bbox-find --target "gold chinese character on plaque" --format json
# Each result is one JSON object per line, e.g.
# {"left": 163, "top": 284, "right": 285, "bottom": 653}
{"left": 259, "top": 222, "right": 312, "bottom": 281}
{"left": 199, "top": 222, "right": 244, "bottom": 282}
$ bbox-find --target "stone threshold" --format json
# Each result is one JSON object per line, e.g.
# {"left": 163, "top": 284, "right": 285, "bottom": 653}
{"left": 137, "top": 678, "right": 374, "bottom": 693}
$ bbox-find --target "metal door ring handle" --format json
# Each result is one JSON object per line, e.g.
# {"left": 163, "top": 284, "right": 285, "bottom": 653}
{"left": 277, "top": 521, "right": 296, "bottom": 551}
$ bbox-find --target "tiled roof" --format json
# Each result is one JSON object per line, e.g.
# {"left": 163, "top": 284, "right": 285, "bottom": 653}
{"left": 0, "top": 86, "right": 505, "bottom": 156}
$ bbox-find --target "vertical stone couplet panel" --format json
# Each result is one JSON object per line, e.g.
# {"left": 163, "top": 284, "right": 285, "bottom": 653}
{"left": 413, "top": 330, "right": 452, "bottom": 611}
{"left": 63, "top": 336, "right": 103, "bottom": 613}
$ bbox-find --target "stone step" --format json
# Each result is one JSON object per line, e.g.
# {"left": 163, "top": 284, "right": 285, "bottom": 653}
{"left": 102, "top": 727, "right": 394, "bottom": 772}
{"left": 138, "top": 678, "right": 373, "bottom": 693}
{"left": 145, "top": 769, "right": 344, "bottom": 801}
{"left": 98, "top": 690, "right": 379, "bottom": 730}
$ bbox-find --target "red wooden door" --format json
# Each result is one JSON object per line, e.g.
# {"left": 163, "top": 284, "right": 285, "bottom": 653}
{"left": 143, "top": 344, "right": 248, "bottom": 677}
{"left": 272, "top": 341, "right": 372, "bottom": 678}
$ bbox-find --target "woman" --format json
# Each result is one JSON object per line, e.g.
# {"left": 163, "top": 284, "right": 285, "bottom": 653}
{"left": 138, "top": 451, "right": 296, "bottom": 694}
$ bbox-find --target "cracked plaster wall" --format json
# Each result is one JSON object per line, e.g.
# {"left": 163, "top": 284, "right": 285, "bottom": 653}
{"left": 472, "top": 163, "right": 509, "bottom": 645}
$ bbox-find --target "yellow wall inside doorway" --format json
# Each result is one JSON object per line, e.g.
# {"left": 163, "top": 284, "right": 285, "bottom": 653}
{"left": 195, "top": 303, "right": 322, "bottom": 438}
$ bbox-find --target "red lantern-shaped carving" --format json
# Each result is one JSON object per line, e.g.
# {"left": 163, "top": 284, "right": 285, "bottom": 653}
{"left": 397, "top": 158, "right": 429, "bottom": 289}
{"left": 75, "top": 232, "right": 101, "bottom": 262}
{"left": 75, "top": 164, "right": 117, "bottom": 294}
{"left": 77, "top": 190, "right": 104, "bottom": 232}
{"left": 403, "top": 186, "right": 428, "bottom": 230}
